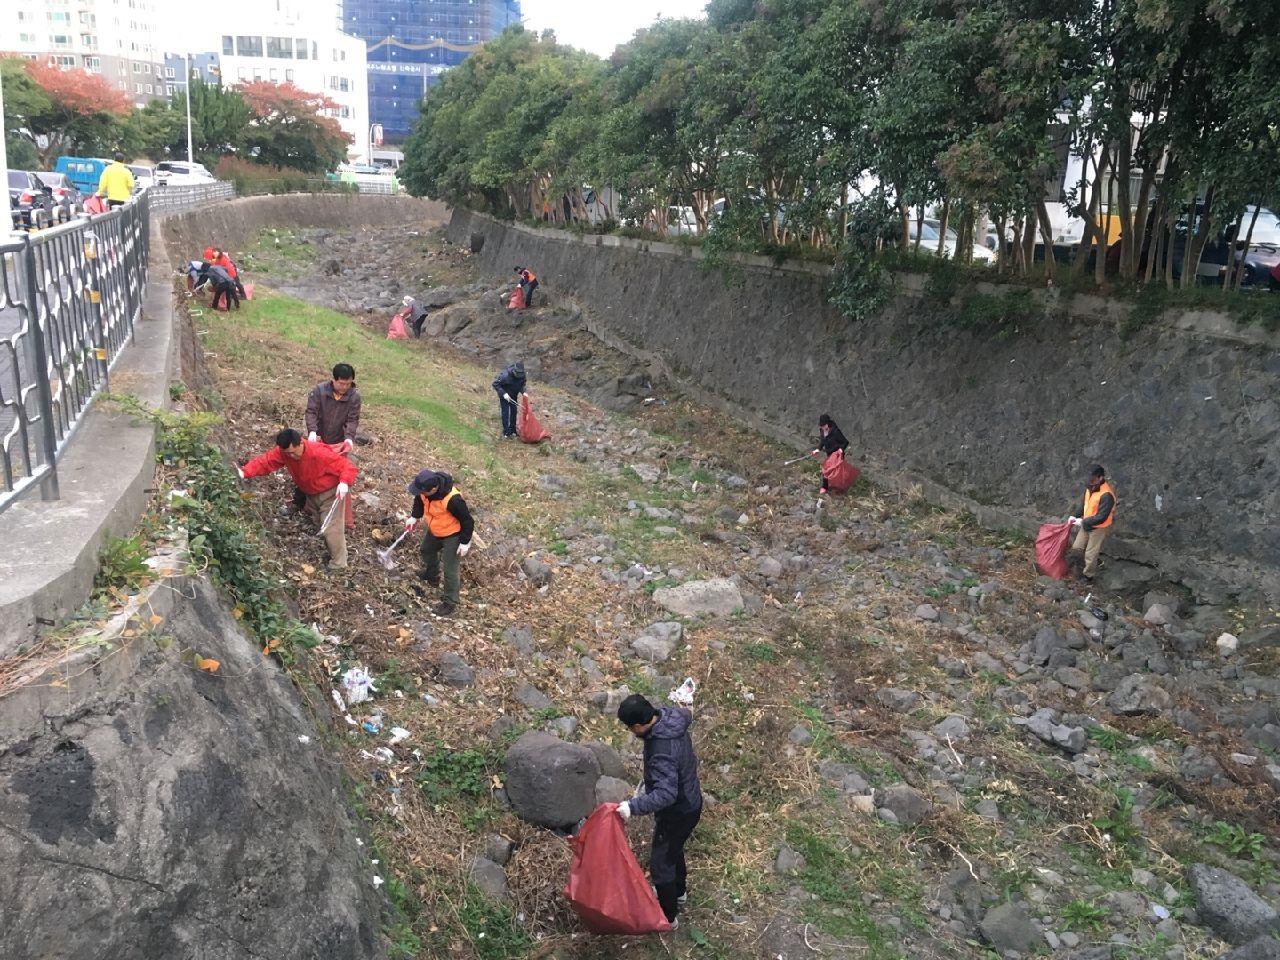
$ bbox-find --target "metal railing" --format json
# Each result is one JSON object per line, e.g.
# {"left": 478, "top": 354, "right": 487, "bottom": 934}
{"left": 147, "top": 180, "right": 236, "bottom": 214}
{"left": 0, "top": 195, "right": 151, "bottom": 511}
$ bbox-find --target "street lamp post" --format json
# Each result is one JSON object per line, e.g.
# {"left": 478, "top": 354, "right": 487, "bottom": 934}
{"left": 185, "top": 53, "right": 195, "bottom": 163}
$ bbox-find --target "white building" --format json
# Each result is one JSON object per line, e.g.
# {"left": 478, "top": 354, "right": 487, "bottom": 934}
{"left": 213, "top": 6, "right": 370, "bottom": 163}
{"left": 0, "top": 0, "right": 167, "bottom": 106}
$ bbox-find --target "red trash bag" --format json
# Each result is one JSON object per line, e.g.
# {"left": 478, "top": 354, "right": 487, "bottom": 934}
{"left": 241, "top": 282, "right": 254, "bottom": 301}
{"left": 82, "top": 195, "right": 107, "bottom": 216}
{"left": 564, "top": 804, "right": 671, "bottom": 935}
{"left": 387, "top": 309, "right": 409, "bottom": 340}
{"left": 821, "top": 450, "right": 860, "bottom": 494}
{"left": 1035, "top": 521, "right": 1074, "bottom": 579}
{"left": 517, "top": 394, "right": 550, "bottom": 444}
{"left": 508, "top": 286, "right": 525, "bottom": 310}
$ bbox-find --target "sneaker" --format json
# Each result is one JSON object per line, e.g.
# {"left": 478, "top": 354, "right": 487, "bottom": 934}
{"left": 433, "top": 601, "right": 456, "bottom": 618}
{"left": 667, "top": 917, "right": 679, "bottom": 931}
{"left": 677, "top": 894, "right": 687, "bottom": 905}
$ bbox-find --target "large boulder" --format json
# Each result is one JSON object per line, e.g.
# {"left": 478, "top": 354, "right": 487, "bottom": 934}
{"left": 874, "top": 784, "right": 933, "bottom": 826}
{"left": 1189, "top": 863, "right": 1280, "bottom": 945}
{"left": 503, "top": 731, "right": 601, "bottom": 828}
{"left": 1219, "top": 937, "right": 1280, "bottom": 960}
{"left": 0, "top": 577, "right": 380, "bottom": 960}
{"left": 652, "top": 578, "right": 744, "bottom": 618}
{"left": 1107, "top": 674, "right": 1172, "bottom": 715}
{"left": 979, "top": 902, "right": 1041, "bottom": 953}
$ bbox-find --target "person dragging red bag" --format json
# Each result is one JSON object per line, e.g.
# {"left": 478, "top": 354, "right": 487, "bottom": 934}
{"left": 615, "top": 692, "right": 703, "bottom": 929}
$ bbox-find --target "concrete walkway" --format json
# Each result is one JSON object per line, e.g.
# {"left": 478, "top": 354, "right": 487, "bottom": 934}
{"left": 0, "top": 226, "right": 176, "bottom": 658}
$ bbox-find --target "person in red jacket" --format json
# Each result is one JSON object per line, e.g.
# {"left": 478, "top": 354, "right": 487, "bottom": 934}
{"left": 211, "top": 248, "right": 247, "bottom": 300}
{"left": 237, "top": 428, "right": 356, "bottom": 568}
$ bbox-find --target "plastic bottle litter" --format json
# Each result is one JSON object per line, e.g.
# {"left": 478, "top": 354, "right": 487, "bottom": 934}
{"left": 341, "top": 666, "right": 377, "bottom": 705}
{"left": 331, "top": 689, "right": 347, "bottom": 713}
{"left": 361, "top": 713, "right": 383, "bottom": 735}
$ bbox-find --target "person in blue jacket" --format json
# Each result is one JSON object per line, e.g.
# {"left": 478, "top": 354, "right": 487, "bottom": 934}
{"left": 491, "top": 360, "right": 526, "bottom": 439}
{"left": 616, "top": 693, "right": 703, "bottom": 928}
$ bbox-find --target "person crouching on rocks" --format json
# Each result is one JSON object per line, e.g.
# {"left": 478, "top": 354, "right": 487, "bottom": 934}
{"left": 404, "top": 469, "right": 474, "bottom": 618}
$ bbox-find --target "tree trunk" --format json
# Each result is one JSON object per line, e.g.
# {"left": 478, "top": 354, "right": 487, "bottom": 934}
{"left": 1073, "top": 146, "right": 1110, "bottom": 276}
{"left": 995, "top": 214, "right": 1008, "bottom": 274}
{"left": 1022, "top": 210, "right": 1037, "bottom": 275}
{"left": 1114, "top": 124, "right": 1136, "bottom": 277}
{"left": 1036, "top": 199, "right": 1057, "bottom": 282}
{"left": 1230, "top": 203, "right": 1261, "bottom": 292}
{"left": 936, "top": 198, "right": 951, "bottom": 257}
{"left": 1182, "top": 184, "right": 1215, "bottom": 290}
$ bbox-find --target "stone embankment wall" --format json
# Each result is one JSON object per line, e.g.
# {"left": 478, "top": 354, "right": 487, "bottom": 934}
{"left": 449, "top": 208, "right": 1280, "bottom": 605}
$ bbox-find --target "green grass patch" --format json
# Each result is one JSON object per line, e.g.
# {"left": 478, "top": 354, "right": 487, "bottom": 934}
{"left": 415, "top": 743, "right": 498, "bottom": 805}
{"left": 457, "top": 888, "right": 533, "bottom": 959}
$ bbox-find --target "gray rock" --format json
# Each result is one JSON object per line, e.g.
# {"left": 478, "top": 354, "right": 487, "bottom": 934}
{"left": 503, "top": 731, "right": 601, "bottom": 828}
{"left": 652, "top": 578, "right": 744, "bottom": 618}
{"left": 774, "top": 844, "right": 806, "bottom": 875}
{"left": 979, "top": 902, "right": 1041, "bottom": 953}
{"left": 548, "top": 716, "right": 579, "bottom": 739}
{"left": 1220, "top": 936, "right": 1280, "bottom": 960}
{"left": 932, "top": 714, "right": 972, "bottom": 740}
{"left": 594, "top": 775, "right": 634, "bottom": 805}
{"left": 1179, "top": 745, "right": 1225, "bottom": 783}
{"left": 1026, "top": 708, "right": 1088, "bottom": 754}
{"left": 482, "top": 834, "right": 513, "bottom": 866}
{"left": 521, "top": 555, "right": 553, "bottom": 586}
{"left": 1189, "top": 863, "right": 1280, "bottom": 945}
{"left": 437, "top": 651, "right": 475, "bottom": 688}
{"left": 757, "top": 556, "right": 784, "bottom": 578}
{"left": 975, "top": 798, "right": 1001, "bottom": 820}
{"left": 631, "top": 635, "right": 675, "bottom": 663}
{"left": 469, "top": 857, "right": 508, "bottom": 901}
{"left": 874, "top": 783, "right": 933, "bottom": 826}
{"left": 787, "top": 724, "right": 813, "bottom": 746}
{"left": 583, "top": 741, "right": 627, "bottom": 780}
{"left": 515, "top": 683, "right": 553, "bottom": 712}
{"left": 817, "top": 759, "right": 870, "bottom": 794}
{"left": 1144, "top": 603, "right": 1176, "bottom": 626}
{"left": 1056, "top": 666, "right": 1091, "bottom": 691}
{"left": 1108, "top": 674, "right": 1172, "bottom": 715}
{"left": 502, "top": 625, "right": 535, "bottom": 656}
{"left": 631, "top": 462, "right": 661, "bottom": 483}
{"left": 915, "top": 604, "right": 940, "bottom": 622}
{"left": 877, "top": 688, "right": 921, "bottom": 713}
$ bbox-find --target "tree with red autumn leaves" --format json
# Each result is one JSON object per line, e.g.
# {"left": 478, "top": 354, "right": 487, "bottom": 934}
{"left": 237, "top": 80, "right": 352, "bottom": 173}
{"left": 2, "top": 57, "right": 133, "bottom": 166}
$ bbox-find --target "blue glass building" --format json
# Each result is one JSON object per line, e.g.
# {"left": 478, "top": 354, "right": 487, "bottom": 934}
{"left": 342, "top": 0, "right": 522, "bottom": 143}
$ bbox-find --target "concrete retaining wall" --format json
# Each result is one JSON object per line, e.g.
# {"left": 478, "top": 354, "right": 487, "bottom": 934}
{"left": 450, "top": 208, "right": 1280, "bottom": 605}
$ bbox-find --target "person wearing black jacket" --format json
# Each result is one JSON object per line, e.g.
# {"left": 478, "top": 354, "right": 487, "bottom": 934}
{"left": 811, "top": 413, "right": 849, "bottom": 494}
{"left": 405, "top": 469, "right": 475, "bottom": 617}
{"left": 616, "top": 693, "right": 703, "bottom": 928}
{"left": 492, "top": 361, "right": 527, "bottom": 438}
{"left": 194, "top": 261, "right": 239, "bottom": 311}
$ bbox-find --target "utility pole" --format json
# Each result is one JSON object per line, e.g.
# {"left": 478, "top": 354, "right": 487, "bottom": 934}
{"left": 0, "top": 66, "right": 10, "bottom": 229}
{"left": 185, "top": 52, "right": 195, "bottom": 163}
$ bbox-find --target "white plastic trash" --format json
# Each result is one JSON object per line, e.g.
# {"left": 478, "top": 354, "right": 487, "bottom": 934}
{"left": 341, "top": 666, "right": 377, "bottom": 704}
{"left": 668, "top": 677, "right": 696, "bottom": 706}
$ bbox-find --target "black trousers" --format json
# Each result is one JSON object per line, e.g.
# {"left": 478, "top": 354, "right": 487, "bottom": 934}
{"left": 521, "top": 279, "right": 538, "bottom": 308}
{"left": 651, "top": 806, "right": 701, "bottom": 922}
{"left": 211, "top": 281, "right": 239, "bottom": 310}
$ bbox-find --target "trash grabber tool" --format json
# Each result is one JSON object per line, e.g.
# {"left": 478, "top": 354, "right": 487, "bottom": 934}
{"left": 316, "top": 495, "right": 343, "bottom": 538}
{"left": 376, "top": 529, "right": 412, "bottom": 570}
{"left": 783, "top": 455, "right": 810, "bottom": 466}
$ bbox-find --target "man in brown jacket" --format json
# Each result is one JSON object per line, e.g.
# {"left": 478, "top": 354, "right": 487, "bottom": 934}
{"left": 288, "top": 363, "right": 362, "bottom": 522}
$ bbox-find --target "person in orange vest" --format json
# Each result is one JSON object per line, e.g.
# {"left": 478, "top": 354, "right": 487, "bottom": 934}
{"left": 404, "top": 469, "right": 475, "bottom": 617}
{"left": 1068, "top": 464, "right": 1116, "bottom": 581}
{"left": 514, "top": 265, "right": 538, "bottom": 309}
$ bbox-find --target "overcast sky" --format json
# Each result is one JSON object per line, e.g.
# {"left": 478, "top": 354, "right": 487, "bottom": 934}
{"left": 519, "top": 0, "right": 708, "bottom": 56}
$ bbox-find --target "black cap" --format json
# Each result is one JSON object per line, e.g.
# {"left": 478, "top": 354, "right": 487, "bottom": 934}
{"left": 407, "top": 469, "right": 442, "bottom": 496}
{"left": 1089, "top": 464, "right": 1106, "bottom": 478}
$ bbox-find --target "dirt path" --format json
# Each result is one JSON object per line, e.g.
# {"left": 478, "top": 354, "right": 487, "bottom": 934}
{"left": 180, "top": 226, "right": 1280, "bottom": 960}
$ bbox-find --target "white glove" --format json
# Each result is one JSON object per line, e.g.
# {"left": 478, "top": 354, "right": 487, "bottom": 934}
{"left": 810, "top": 449, "right": 820, "bottom": 457}
{"left": 616, "top": 801, "right": 631, "bottom": 821}
{"left": 404, "top": 517, "right": 417, "bottom": 532}
{"left": 502, "top": 393, "right": 515, "bottom": 404}
{"left": 340, "top": 439, "right": 354, "bottom": 453}
{"left": 336, "top": 483, "right": 349, "bottom": 499}
{"left": 308, "top": 431, "right": 318, "bottom": 442}
{"left": 236, "top": 465, "right": 245, "bottom": 480}
{"left": 457, "top": 542, "right": 471, "bottom": 557}
{"left": 1071, "top": 517, "right": 1083, "bottom": 527}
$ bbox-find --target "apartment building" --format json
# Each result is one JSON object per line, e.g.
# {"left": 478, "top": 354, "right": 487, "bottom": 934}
{"left": 342, "top": 0, "right": 522, "bottom": 143}
{"left": 160, "top": 52, "right": 222, "bottom": 98}
{"left": 0, "top": 0, "right": 167, "bottom": 105}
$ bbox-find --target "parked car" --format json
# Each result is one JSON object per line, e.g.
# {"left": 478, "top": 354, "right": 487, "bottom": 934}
{"left": 8, "top": 170, "right": 57, "bottom": 231}
{"left": 154, "top": 161, "right": 214, "bottom": 187}
{"left": 1199, "top": 206, "right": 1280, "bottom": 288}
{"left": 35, "top": 171, "right": 82, "bottom": 221}
{"left": 54, "top": 156, "right": 109, "bottom": 196}
{"left": 128, "top": 164, "right": 155, "bottom": 192}
{"left": 913, "top": 219, "right": 997, "bottom": 264}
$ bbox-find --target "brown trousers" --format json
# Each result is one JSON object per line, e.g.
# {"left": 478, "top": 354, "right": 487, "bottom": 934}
{"left": 307, "top": 486, "right": 348, "bottom": 568}
{"left": 1071, "top": 526, "right": 1109, "bottom": 577}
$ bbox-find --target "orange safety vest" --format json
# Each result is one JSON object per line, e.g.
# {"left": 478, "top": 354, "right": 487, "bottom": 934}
{"left": 521, "top": 269, "right": 537, "bottom": 284}
{"left": 1082, "top": 481, "right": 1116, "bottom": 529}
{"left": 420, "top": 490, "right": 462, "bottom": 538}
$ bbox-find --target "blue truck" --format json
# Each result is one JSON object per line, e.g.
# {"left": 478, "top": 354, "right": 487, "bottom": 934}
{"left": 54, "top": 156, "right": 109, "bottom": 196}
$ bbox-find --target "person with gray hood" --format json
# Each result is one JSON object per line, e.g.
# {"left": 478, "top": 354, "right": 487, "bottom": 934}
{"left": 492, "top": 360, "right": 527, "bottom": 439}
{"left": 616, "top": 693, "right": 703, "bottom": 928}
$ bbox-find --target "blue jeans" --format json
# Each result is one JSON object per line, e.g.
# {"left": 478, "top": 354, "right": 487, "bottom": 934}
{"left": 497, "top": 389, "right": 517, "bottom": 435}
